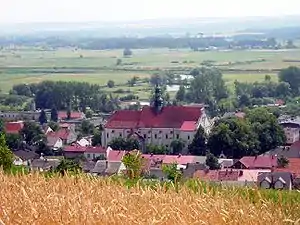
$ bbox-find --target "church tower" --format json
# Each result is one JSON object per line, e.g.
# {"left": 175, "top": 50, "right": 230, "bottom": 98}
{"left": 152, "top": 85, "right": 164, "bottom": 114}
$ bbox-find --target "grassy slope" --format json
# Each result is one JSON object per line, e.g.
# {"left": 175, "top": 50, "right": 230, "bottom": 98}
{"left": 0, "top": 172, "right": 299, "bottom": 224}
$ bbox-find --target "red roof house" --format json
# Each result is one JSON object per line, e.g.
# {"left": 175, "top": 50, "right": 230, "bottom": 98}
{"left": 233, "top": 156, "right": 278, "bottom": 169}
{"left": 4, "top": 121, "right": 24, "bottom": 134}
{"left": 58, "top": 111, "right": 85, "bottom": 120}
{"left": 105, "top": 106, "right": 203, "bottom": 129}
{"left": 275, "top": 158, "right": 300, "bottom": 178}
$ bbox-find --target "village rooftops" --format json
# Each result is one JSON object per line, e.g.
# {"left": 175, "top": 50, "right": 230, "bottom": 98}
{"left": 105, "top": 105, "right": 203, "bottom": 129}
{"left": 58, "top": 111, "right": 85, "bottom": 120}
{"left": 64, "top": 145, "right": 106, "bottom": 154}
{"left": 4, "top": 121, "right": 24, "bottom": 134}
{"left": 233, "top": 156, "right": 278, "bottom": 169}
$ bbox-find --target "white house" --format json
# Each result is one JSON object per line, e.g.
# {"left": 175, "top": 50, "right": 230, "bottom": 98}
{"left": 47, "top": 136, "right": 63, "bottom": 151}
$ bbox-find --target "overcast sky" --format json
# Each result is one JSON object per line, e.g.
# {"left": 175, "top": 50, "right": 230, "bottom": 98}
{"left": 1, "top": 0, "right": 299, "bottom": 24}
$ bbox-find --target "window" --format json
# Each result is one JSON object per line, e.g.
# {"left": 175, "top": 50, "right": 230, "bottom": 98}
{"left": 176, "top": 134, "right": 179, "bottom": 139}
{"left": 148, "top": 131, "right": 151, "bottom": 134}
{"left": 93, "top": 154, "right": 96, "bottom": 159}
{"left": 107, "top": 133, "right": 109, "bottom": 138}
{"left": 170, "top": 131, "right": 173, "bottom": 134}
{"left": 188, "top": 135, "right": 190, "bottom": 140}
{"left": 144, "top": 134, "right": 147, "bottom": 139}
{"left": 87, "top": 154, "right": 90, "bottom": 159}
{"left": 159, "top": 130, "right": 162, "bottom": 134}
{"left": 112, "top": 130, "right": 115, "bottom": 133}
{"left": 166, "top": 145, "right": 169, "bottom": 148}
{"left": 155, "top": 134, "right": 157, "bottom": 139}
{"left": 119, "top": 133, "right": 122, "bottom": 137}
{"left": 166, "top": 134, "right": 168, "bottom": 139}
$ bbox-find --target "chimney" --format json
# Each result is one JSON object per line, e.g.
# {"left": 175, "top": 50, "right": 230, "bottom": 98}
{"left": 178, "top": 154, "right": 182, "bottom": 158}
{"left": 150, "top": 153, "right": 154, "bottom": 157}
{"left": 255, "top": 155, "right": 258, "bottom": 160}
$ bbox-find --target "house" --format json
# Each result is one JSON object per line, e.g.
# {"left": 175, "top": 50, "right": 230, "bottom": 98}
{"left": 42, "top": 125, "right": 53, "bottom": 135}
{"left": 0, "top": 110, "right": 41, "bottom": 121}
{"left": 47, "top": 125, "right": 77, "bottom": 145}
{"left": 258, "top": 172, "right": 293, "bottom": 190}
{"left": 84, "top": 146, "right": 106, "bottom": 160}
{"left": 46, "top": 135, "right": 63, "bottom": 151}
{"left": 64, "top": 145, "right": 86, "bottom": 159}
{"left": 77, "top": 138, "right": 91, "bottom": 147}
{"left": 279, "top": 119, "right": 300, "bottom": 145}
{"left": 29, "top": 158, "right": 60, "bottom": 172}
{"left": 275, "top": 158, "right": 300, "bottom": 178}
{"left": 58, "top": 111, "right": 85, "bottom": 121}
{"left": 232, "top": 156, "right": 278, "bottom": 169}
{"left": 261, "top": 144, "right": 300, "bottom": 158}
{"left": 218, "top": 159, "right": 234, "bottom": 169}
{"left": 4, "top": 121, "right": 24, "bottom": 134}
{"left": 13, "top": 150, "right": 39, "bottom": 166}
{"left": 103, "top": 102, "right": 211, "bottom": 150}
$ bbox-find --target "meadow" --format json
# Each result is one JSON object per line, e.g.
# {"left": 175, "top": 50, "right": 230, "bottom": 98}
{"left": 0, "top": 47, "right": 295, "bottom": 96}
{"left": 0, "top": 172, "right": 299, "bottom": 225}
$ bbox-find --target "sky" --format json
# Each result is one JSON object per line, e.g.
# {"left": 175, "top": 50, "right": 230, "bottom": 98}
{"left": 0, "top": 0, "right": 299, "bottom": 24}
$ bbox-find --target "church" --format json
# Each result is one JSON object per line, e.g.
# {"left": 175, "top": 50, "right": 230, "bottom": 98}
{"left": 102, "top": 86, "right": 212, "bottom": 150}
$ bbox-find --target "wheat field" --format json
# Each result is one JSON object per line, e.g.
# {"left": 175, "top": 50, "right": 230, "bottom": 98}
{"left": 0, "top": 172, "right": 299, "bottom": 225}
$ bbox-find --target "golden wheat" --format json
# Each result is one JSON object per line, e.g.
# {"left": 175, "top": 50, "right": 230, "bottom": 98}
{"left": 0, "top": 172, "right": 299, "bottom": 225}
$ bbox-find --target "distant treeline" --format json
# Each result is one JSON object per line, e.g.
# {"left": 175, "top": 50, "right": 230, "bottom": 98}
{"left": 11, "top": 81, "right": 120, "bottom": 113}
{"left": 0, "top": 36, "right": 293, "bottom": 50}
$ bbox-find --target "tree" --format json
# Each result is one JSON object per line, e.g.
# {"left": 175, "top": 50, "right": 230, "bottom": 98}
{"left": 116, "top": 58, "right": 122, "bottom": 66}
{"left": 265, "top": 74, "right": 271, "bottom": 82}
{"left": 277, "top": 155, "right": 289, "bottom": 168}
{"left": 246, "top": 108, "right": 286, "bottom": 152}
{"left": 279, "top": 66, "right": 300, "bottom": 96}
{"left": 0, "top": 119, "right": 4, "bottom": 134}
{"left": 122, "top": 151, "right": 144, "bottom": 179}
{"left": 146, "top": 144, "right": 168, "bottom": 154}
{"left": 0, "top": 134, "right": 13, "bottom": 171}
{"left": 108, "top": 137, "right": 140, "bottom": 151}
{"left": 55, "top": 159, "right": 82, "bottom": 176}
{"left": 127, "top": 76, "right": 139, "bottom": 87}
{"left": 150, "top": 74, "right": 167, "bottom": 86}
{"left": 5, "top": 133, "right": 22, "bottom": 150}
{"left": 175, "top": 85, "right": 186, "bottom": 102}
{"left": 188, "top": 126, "right": 207, "bottom": 156}
{"left": 85, "top": 109, "right": 93, "bottom": 118}
{"left": 205, "top": 152, "right": 220, "bottom": 170}
{"left": 48, "top": 121, "right": 59, "bottom": 131}
{"left": 20, "top": 121, "right": 45, "bottom": 146}
{"left": 51, "top": 107, "right": 58, "bottom": 122}
{"left": 123, "top": 48, "right": 132, "bottom": 57}
{"left": 92, "top": 131, "right": 102, "bottom": 146}
{"left": 170, "top": 139, "right": 185, "bottom": 155}
{"left": 79, "top": 120, "right": 94, "bottom": 136}
{"left": 107, "top": 80, "right": 115, "bottom": 88}
{"left": 207, "top": 118, "right": 259, "bottom": 158}
{"left": 39, "top": 109, "right": 48, "bottom": 125}
{"left": 162, "top": 163, "right": 182, "bottom": 182}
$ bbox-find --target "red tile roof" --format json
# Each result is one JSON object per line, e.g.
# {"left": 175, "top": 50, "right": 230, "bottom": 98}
{"left": 47, "top": 129, "right": 70, "bottom": 140}
{"left": 275, "top": 158, "right": 300, "bottom": 178}
{"left": 85, "top": 146, "right": 106, "bottom": 154}
{"left": 105, "top": 106, "right": 203, "bottom": 129}
{"left": 107, "top": 150, "right": 127, "bottom": 162}
{"left": 162, "top": 155, "right": 196, "bottom": 165}
{"left": 218, "top": 170, "right": 239, "bottom": 181}
{"left": 64, "top": 145, "right": 86, "bottom": 153}
{"left": 4, "top": 121, "right": 24, "bottom": 134}
{"left": 193, "top": 170, "right": 219, "bottom": 181}
{"left": 180, "top": 121, "right": 197, "bottom": 132}
{"left": 58, "top": 111, "right": 84, "bottom": 120}
{"left": 238, "top": 156, "right": 278, "bottom": 169}
{"left": 64, "top": 144, "right": 106, "bottom": 153}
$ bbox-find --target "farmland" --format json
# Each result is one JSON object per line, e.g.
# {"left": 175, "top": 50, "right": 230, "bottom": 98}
{"left": 0, "top": 172, "right": 299, "bottom": 225}
{"left": 1, "top": 47, "right": 298, "bottom": 96}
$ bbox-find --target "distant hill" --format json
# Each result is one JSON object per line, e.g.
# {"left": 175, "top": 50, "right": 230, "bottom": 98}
{"left": 1, "top": 15, "right": 300, "bottom": 38}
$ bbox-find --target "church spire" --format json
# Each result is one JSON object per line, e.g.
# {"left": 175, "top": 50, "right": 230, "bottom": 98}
{"left": 152, "top": 84, "right": 164, "bottom": 114}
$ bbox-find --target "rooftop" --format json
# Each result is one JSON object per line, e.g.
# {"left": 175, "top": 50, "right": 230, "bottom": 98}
{"left": 4, "top": 121, "right": 24, "bottom": 134}
{"left": 105, "top": 105, "right": 203, "bottom": 129}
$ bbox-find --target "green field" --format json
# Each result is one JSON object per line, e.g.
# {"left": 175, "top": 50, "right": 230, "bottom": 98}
{"left": 0, "top": 47, "right": 295, "bottom": 96}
